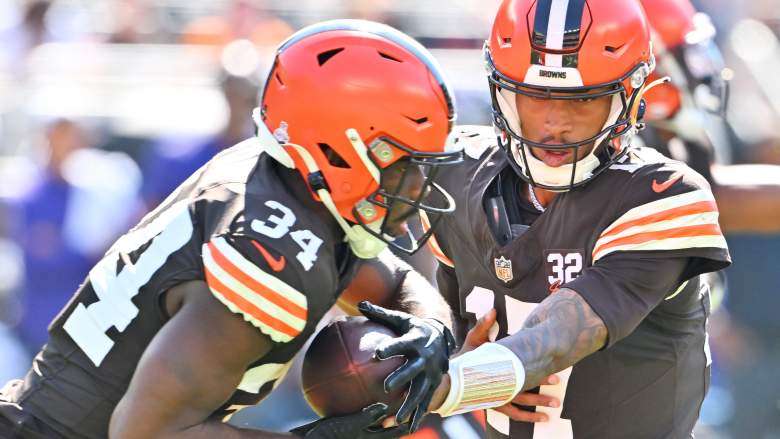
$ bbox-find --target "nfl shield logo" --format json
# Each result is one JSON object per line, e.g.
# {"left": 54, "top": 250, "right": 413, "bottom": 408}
{"left": 494, "top": 256, "right": 513, "bottom": 283}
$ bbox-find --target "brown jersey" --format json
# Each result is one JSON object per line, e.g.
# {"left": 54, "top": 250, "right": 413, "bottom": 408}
{"left": 429, "top": 126, "right": 731, "bottom": 439}
{"left": 0, "top": 138, "right": 358, "bottom": 439}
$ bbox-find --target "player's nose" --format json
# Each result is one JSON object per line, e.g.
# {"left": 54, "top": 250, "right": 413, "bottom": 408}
{"left": 542, "top": 100, "right": 573, "bottom": 140}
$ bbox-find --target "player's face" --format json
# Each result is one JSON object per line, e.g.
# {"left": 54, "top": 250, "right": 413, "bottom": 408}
{"left": 379, "top": 159, "right": 427, "bottom": 237}
{"left": 515, "top": 88, "right": 612, "bottom": 167}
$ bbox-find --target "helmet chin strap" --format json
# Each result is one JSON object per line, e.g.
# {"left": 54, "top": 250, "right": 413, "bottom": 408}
{"left": 497, "top": 75, "right": 671, "bottom": 190}
{"left": 497, "top": 88, "right": 607, "bottom": 189}
{"left": 254, "top": 114, "right": 389, "bottom": 259}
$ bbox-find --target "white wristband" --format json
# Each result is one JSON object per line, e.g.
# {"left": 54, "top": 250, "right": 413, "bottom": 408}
{"left": 433, "top": 342, "right": 525, "bottom": 418}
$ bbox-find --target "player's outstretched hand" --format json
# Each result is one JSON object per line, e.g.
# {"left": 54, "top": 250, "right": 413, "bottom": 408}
{"left": 459, "top": 308, "right": 497, "bottom": 355}
{"left": 455, "top": 310, "right": 561, "bottom": 423}
{"left": 357, "top": 301, "right": 456, "bottom": 432}
{"left": 290, "top": 403, "right": 409, "bottom": 439}
{"left": 494, "top": 374, "right": 561, "bottom": 423}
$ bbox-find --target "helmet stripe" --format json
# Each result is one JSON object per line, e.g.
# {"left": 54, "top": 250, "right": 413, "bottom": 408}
{"left": 532, "top": 0, "right": 554, "bottom": 48}
{"left": 545, "top": 0, "right": 572, "bottom": 67}
{"left": 532, "top": 0, "right": 587, "bottom": 67}
{"left": 563, "top": 0, "right": 587, "bottom": 48}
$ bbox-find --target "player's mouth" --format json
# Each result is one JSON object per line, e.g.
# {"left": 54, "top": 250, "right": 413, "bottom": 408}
{"left": 534, "top": 148, "right": 573, "bottom": 167}
{"left": 384, "top": 211, "right": 412, "bottom": 237}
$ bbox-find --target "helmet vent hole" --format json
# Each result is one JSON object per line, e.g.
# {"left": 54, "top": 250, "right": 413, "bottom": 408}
{"left": 378, "top": 51, "right": 402, "bottom": 63}
{"left": 604, "top": 43, "right": 625, "bottom": 54}
{"left": 317, "top": 48, "right": 344, "bottom": 66}
{"left": 318, "top": 143, "right": 350, "bottom": 168}
{"left": 405, "top": 115, "right": 429, "bottom": 125}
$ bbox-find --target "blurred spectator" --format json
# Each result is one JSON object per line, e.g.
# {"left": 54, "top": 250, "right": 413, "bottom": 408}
{"left": 2, "top": 118, "right": 142, "bottom": 353}
{"left": 106, "top": 0, "right": 162, "bottom": 44}
{"left": 639, "top": 1, "right": 780, "bottom": 437}
{"left": 346, "top": 0, "right": 404, "bottom": 30}
{"left": 181, "top": 0, "right": 292, "bottom": 49}
{"left": 0, "top": 0, "right": 53, "bottom": 75}
{"left": 140, "top": 70, "right": 259, "bottom": 209}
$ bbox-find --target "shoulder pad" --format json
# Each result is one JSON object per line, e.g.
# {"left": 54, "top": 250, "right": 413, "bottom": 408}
{"left": 448, "top": 125, "right": 498, "bottom": 160}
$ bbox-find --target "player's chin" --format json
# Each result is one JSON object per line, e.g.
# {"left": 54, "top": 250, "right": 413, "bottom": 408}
{"left": 383, "top": 221, "right": 409, "bottom": 238}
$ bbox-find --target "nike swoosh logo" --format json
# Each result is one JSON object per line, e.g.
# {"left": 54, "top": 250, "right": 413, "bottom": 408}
{"left": 652, "top": 171, "right": 683, "bottom": 193}
{"left": 251, "top": 241, "right": 286, "bottom": 272}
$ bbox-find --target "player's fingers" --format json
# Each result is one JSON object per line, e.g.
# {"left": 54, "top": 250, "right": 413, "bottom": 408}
{"left": 396, "top": 375, "right": 430, "bottom": 424}
{"left": 381, "top": 415, "right": 398, "bottom": 428}
{"left": 542, "top": 374, "right": 560, "bottom": 385}
{"left": 462, "top": 309, "right": 496, "bottom": 351}
{"left": 375, "top": 333, "right": 421, "bottom": 360}
{"left": 511, "top": 392, "right": 559, "bottom": 408}
{"left": 384, "top": 357, "right": 426, "bottom": 392}
{"left": 361, "top": 403, "right": 390, "bottom": 424}
{"left": 494, "top": 404, "right": 549, "bottom": 423}
{"left": 358, "top": 301, "right": 406, "bottom": 330}
{"left": 408, "top": 386, "right": 434, "bottom": 432}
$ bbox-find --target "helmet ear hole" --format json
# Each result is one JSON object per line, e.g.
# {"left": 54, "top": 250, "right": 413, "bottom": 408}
{"left": 318, "top": 143, "right": 350, "bottom": 168}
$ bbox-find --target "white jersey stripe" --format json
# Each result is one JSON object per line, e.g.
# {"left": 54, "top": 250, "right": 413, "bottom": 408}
{"left": 596, "top": 212, "right": 720, "bottom": 248}
{"left": 210, "top": 237, "right": 307, "bottom": 308}
{"left": 203, "top": 243, "right": 306, "bottom": 332}
{"left": 601, "top": 190, "right": 715, "bottom": 237}
{"left": 593, "top": 235, "right": 728, "bottom": 262}
{"left": 208, "top": 285, "right": 294, "bottom": 343}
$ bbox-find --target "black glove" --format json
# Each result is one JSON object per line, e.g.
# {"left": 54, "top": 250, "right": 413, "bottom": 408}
{"left": 358, "top": 301, "right": 456, "bottom": 432}
{"left": 290, "top": 403, "right": 408, "bottom": 439}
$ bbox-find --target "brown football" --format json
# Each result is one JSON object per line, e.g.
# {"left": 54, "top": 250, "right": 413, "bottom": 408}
{"left": 302, "top": 316, "right": 406, "bottom": 417}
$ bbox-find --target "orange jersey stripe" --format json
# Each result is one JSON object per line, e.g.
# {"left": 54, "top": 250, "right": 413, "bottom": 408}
{"left": 601, "top": 200, "right": 718, "bottom": 240}
{"left": 420, "top": 211, "right": 454, "bottom": 268}
{"left": 473, "top": 410, "right": 486, "bottom": 429}
{"left": 204, "top": 266, "right": 301, "bottom": 338}
{"left": 207, "top": 241, "right": 307, "bottom": 320}
{"left": 593, "top": 223, "right": 723, "bottom": 257}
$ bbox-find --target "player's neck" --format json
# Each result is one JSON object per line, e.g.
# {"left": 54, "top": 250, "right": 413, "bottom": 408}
{"left": 525, "top": 184, "right": 557, "bottom": 209}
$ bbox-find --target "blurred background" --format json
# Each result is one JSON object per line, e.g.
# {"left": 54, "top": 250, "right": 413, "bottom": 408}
{"left": 0, "top": 1, "right": 778, "bottom": 438}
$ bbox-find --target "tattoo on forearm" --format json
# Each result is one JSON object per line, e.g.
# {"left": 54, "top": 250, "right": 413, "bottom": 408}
{"left": 498, "top": 288, "right": 607, "bottom": 390}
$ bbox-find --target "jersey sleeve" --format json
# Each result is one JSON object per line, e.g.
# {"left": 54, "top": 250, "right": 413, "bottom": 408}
{"left": 568, "top": 161, "right": 731, "bottom": 347}
{"left": 201, "top": 235, "right": 308, "bottom": 344}
{"left": 591, "top": 161, "right": 731, "bottom": 277}
{"left": 564, "top": 252, "right": 687, "bottom": 348}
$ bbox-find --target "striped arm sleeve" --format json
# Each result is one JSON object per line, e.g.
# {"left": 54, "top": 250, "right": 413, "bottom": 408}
{"left": 201, "top": 237, "right": 307, "bottom": 343}
{"left": 592, "top": 189, "right": 727, "bottom": 263}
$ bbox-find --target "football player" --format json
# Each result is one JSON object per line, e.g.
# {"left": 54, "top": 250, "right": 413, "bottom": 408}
{"left": 639, "top": 0, "right": 780, "bottom": 234}
{"left": 0, "top": 20, "right": 463, "bottom": 439}
{"left": 417, "top": 0, "right": 732, "bottom": 438}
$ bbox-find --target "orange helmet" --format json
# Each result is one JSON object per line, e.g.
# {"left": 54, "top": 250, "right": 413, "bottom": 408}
{"left": 639, "top": 0, "right": 729, "bottom": 121}
{"left": 257, "top": 20, "right": 461, "bottom": 256}
{"left": 486, "top": 0, "right": 655, "bottom": 191}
